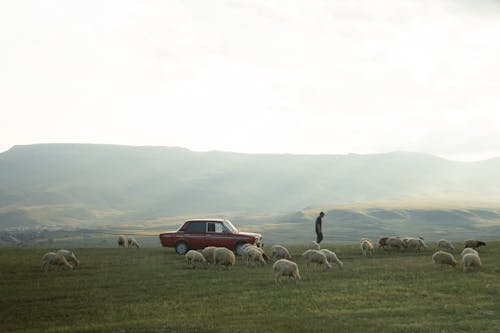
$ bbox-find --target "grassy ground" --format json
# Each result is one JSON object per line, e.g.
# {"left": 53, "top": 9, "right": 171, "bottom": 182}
{"left": 1, "top": 242, "right": 499, "bottom": 333}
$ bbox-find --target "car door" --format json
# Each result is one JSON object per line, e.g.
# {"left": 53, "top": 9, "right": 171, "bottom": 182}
{"left": 205, "top": 221, "right": 232, "bottom": 248}
{"left": 183, "top": 221, "right": 207, "bottom": 249}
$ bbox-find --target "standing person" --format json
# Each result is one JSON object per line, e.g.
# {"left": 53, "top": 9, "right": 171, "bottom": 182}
{"left": 315, "top": 211, "right": 325, "bottom": 244}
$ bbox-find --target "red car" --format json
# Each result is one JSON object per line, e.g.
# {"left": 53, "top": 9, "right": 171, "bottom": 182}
{"left": 159, "top": 219, "right": 263, "bottom": 255}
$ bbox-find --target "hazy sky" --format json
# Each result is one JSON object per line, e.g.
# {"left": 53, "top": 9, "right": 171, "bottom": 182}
{"left": 1, "top": 0, "right": 500, "bottom": 161}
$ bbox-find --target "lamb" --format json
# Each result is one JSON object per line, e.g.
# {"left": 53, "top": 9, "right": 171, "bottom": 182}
{"left": 213, "top": 247, "right": 236, "bottom": 269}
{"left": 462, "top": 253, "right": 482, "bottom": 272}
{"left": 56, "top": 249, "right": 80, "bottom": 267}
{"left": 272, "top": 259, "right": 301, "bottom": 284}
{"left": 242, "top": 245, "right": 268, "bottom": 264}
{"left": 432, "top": 251, "right": 457, "bottom": 268}
{"left": 127, "top": 237, "right": 140, "bottom": 248}
{"left": 308, "top": 241, "right": 321, "bottom": 250}
{"left": 302, "top": 250, "right": 331, "bottom": 269}
{"left": 378, "top": 237, "right": 389, "bottom": 249}
{"left": 464, "top": 240, "right": 486, "bottom": 250}
{"left": 185, "top": 250, "right": 207, "bottom": 268}
{"left": 117, "top": 235, "right": 127, "bottom": 248}
{"left": 246, "top": 247, "right": 267, "bottom": 267}
{"left": 271, "top": 245, "right": 292, "bottom": 260}
{"left": 320, "top": 249, "right": 344, "bottom": 269}
{"left": 406, "top": 238, "right": 426, "bottom": 252}
{"left": 387, "top": 237, "right": 406, "bottom": 250}
{"left": 42, "top": 252, "right": 73, "bottom": 271}
{"left": 461, "top": 248, "right": 479, "bottom": 258}
{"left": 202, "top": 246, "right": 217, "bottom": 264}
{"left": 360, "top": 239, "right": 374, "bottom": 256}
{"left": 437, "top": 239, "right": 455, "bottom": 252}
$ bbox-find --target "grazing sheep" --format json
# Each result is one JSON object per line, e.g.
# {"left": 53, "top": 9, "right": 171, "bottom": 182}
{"left": 185, "top": 250, "right": 207, "bottom": 268}
{"left": 387, "top": 237, "right": 406, "bottom": 250}
{"left": 213, "top": 247, "right": 236, "bottom": 269}
{"left": 432, "top": 251, "right": 457, "bottom": 268}
{"left": 406, "top": 238, "right": 426, "bottom": 252}
{"left": 360, "top": 239, "right": 375, "bottom": 256}
{"left": 117, "top": 235, "right": 126, "bottom": 248}
{"left": 273, "top": 259, "right": 301, "bottom": 284}
{"left": 127, "top": 237, "right": 140, "bottom": 248}
{"left": 463, "top": 253, "right": 482, "bottom": 272}
{"left": 242, "top": 245, "right": 268, "bottom": 264}
{"left": 378, "top": 237, "right": 389, "bottom": 249}
{"left": 464, "top": 240, "right": 486, "bottom": 250}
{"left": 202, "top": 246, "right": 217, "bottom": 264}
{"left": 246, "top": 247, "right": 267, "bottom": 267}
{"left": 461, "top": 248, "right": 479, "bottom": 258}
{"left": 56, "top": 249, "right": 79, "bottom": 267}
{"left": 309, "top": 241, "right": 321, "bottom": 250}
{"left": 302, "top": 250, "right": 331, "bottom": 270}
{"left": 319, "top": 249, "right": 344, "bottom": 269}
{"left": 42, "top": 252, "right": 73, "bottom": 271}
{"left": 271, "top": 245, "right": 292, "bottom": 260}
{"left": 437, "top": 239, "right": 455, "bottom": 252}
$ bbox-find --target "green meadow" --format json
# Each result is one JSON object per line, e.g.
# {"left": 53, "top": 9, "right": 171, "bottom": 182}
{"left": 1, "top": 242, "right": 499, "bottom": 333}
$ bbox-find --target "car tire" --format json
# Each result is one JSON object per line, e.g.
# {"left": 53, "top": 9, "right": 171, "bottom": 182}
{"left": 234, "top": 242, "right": 247, "bottom": 256}
{"left": 175, "top": 241, "right": 188, "bottom": 255}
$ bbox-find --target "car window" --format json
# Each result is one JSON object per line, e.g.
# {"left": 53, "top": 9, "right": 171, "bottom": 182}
{"left": 207, "top": 222, "right": 224, "bottom": 233}
{"left": 185, "top": 222, "right": 206, "bottom": 232}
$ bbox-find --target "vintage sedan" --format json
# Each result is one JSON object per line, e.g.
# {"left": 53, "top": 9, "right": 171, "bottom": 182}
{"left": 159, "top": 219, "right": 263, "bottom": 255}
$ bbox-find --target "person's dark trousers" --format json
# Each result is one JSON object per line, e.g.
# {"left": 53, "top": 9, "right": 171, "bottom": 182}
{"left": 316, "top": 232, "right": 323, "bottom": 243}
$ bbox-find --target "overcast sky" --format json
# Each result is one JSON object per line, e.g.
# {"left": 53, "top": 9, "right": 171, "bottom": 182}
{"left": 1, "top": 0, "right": 500, "bottom": 161}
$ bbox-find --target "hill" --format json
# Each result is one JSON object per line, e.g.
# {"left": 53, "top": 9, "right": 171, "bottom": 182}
{"left": 1, "top": 144, "right": 500, "bottom": 237}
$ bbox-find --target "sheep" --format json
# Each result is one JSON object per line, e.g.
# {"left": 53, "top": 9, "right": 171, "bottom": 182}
{"left": 387, "top": 237, "right": 406, "bottom": 250}
{"left": 378, "top": 237, "right": 389, "bottom": 249}
{"left": 320, "top": 249, "right": 344, "bottom": 269}
{"left": 56, "top": 249, "right": 80, "bottom": 267}
{"left": 117, "top": 235, "right": 127, "bottom": 248}
{"left": 432, "top": 251, "right": 457, "bottom": 268}
{"left": 302, "top": 250, "right": 331, "bottom": 270}
{"left": 271, "top": 245, "right": 292, "bottom": 260}
{"left": 42, "top": 252, "right": 73, "bottom": 271}
{"left": 463, "top": 253, "right": 482, "bottom": 272}
{"left": 185, "top": 250, "right": 207, "bottom": 268}
{"left": 202, "top": 246, "right": 218, "bottom": 264}
{"left": 464, "top": 240, "right": 486, "bottom": 250}
{"left": 437, "top": 239, "right": 455, "bottom": 252}
{"left": 127, "top": 237, "right": 140, "bottom": 248}
{"left": 246, "top": 247, "right": 267, "bottom": 267}
{"left": 360, "top": 239, "right": 374, "bottom": 256}
{"left": 242, "top": 245, "right": 268, "bottom": 264}
{"left": 461, "top": 248, "right": 479, "bottom": 258}
{"left": 272, "top": 259, "right": 301, "bottom": 284}
{"left": 213, "top": 247, "right": 236, "bottom": 269}
{"left": 406, "top": 238, "right": 426, "bottom": 252}
{"left": 308, "top": 241, "right": 321, "bottom": 250}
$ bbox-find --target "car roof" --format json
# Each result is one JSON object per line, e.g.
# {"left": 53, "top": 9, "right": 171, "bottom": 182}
{"left": 186, "top": 219, "right": 227, "bottom": 223}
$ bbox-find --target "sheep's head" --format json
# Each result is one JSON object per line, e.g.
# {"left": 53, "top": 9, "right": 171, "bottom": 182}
{"left": 478, "top": 241, "right": 486, "bottom": 247}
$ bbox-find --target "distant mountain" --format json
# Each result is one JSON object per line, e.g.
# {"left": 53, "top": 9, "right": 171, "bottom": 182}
{"left": 1, "top": 143, "right": 500, "bottom": 229}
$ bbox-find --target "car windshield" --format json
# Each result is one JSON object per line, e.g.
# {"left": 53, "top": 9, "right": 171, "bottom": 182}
{"left": 223, "top": 219, "right": 238, "bottom": 233}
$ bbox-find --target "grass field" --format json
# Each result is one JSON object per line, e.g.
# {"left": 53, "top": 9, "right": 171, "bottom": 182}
{"left": 1, "top": 242, "right": 499, "bottom": 333}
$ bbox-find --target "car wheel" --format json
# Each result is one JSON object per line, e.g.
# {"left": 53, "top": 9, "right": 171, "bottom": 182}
{"left": 175, "top": 241, "right": 188, "bottom": 255}
{"left": 235, "top": 242, "right": 247, "bottom": 256}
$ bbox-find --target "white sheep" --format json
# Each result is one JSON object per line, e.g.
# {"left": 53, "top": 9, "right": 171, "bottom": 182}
{"left": 117, "top": 235, "right": 127, "bottom": 248}
{"left": 387, "top": 237, "right": 406, "bottom": 250}
{"left": 242, "top": 245, "right": 267, "bottom": 264}
{"left": 360, "top": 239, "right": 374, "bottom": 256}
{"left": 462, "top": 253, "right": 482, "bottom": 272}
{"left": 271, "top": 245, "right": 292, "bottom": 260}
{"left": 432, "top": 251, "right": 457, "bottom": 268}
{"left": 185, "top": 250, "right": 207, "bottom": 268}
{"left": 273, "top": 259, "right": 301, "bottom": 284}
{"left": 246, "top": 247, "right": 267, "bottom": 267}
{"left": 461, "top": 248, "right": 479, "bottom": 258}
{"left": 202, "top": 246, "right": 217, "bottom": 264}
{"left": 42, "top": 252, "right": 73, "bottom": 271}
{"left": 56, "top": 249, "right": 80, "bottom": 267}
{"left": 308, "top": 241, "right": 321, "bottom": 250}
{"left": 127, "top": 237, "right": 140, "bottom": 248}
{"left": 213, "top": 247, "right": 236, "bottom": 269}
{"left": 302, "top": 250, "right": 331, "bottom": 270}
{"left": 437, "top": 239, "right": 455, "bottom": 252}
{"left": 320, "top": 249, "right": 344, "bottom": 269}
{"left": 406, "top": 238, "right": 426, "bottom": 252}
